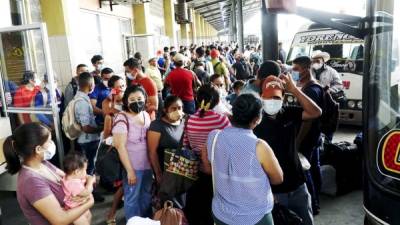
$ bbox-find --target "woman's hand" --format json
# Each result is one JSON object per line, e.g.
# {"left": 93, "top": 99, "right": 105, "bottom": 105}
{"left": 127, "top": 170, "right": 137, "bottom": 185}
{"left": 70, "top": 194, "right": 91, "bottom": 206}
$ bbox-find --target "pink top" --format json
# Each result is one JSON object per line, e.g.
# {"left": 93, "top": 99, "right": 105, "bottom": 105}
{"left": 112, "top": 111, "right": 151, "bottom": 170}
{"left": 17, "top": 161, "right": 65, "bottom": 225}
{"left": 62, "top": 178, "right": 86, "bottom": 209}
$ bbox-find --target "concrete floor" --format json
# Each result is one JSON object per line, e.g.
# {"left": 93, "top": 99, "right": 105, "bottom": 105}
{"left": 0, "top": 125, "right": 364, "bottom": 225}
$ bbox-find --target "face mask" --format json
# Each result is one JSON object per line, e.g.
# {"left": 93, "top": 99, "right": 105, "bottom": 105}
{"left": 126, "top": 73, "right": 134, "bottom": 80}
{"left": 263, "top": 99, "right": 283, "bottom": 115}
{"left": 129, "top": 101, "right": 145, "bottom": 113}
{"left": 312, "top": 63, "right": 323, "bottom": 70}
{"left": 218, "top": 88, "right": 228, "bottom": 98}
{"left": 102, "top": 80, "right": 108, "bottom": 87}
{"left": 291, "top": 71, "right": 300, "bottom": 82}
{"left": 34, "top": 78, "right": 41, "bottom": 86}
{"left": 168, "top": 110, "right": 183, "bottom": 121}
{"left": 114, "top": 104, "right": 122, "bottom": 111}
{"left": 42, "top": 141, "right": 56, "bottom": 161}
{"left": 96, "top": 64, "right": 103, "bottom": 71}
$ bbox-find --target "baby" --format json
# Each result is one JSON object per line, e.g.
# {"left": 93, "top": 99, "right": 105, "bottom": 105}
{"left": 62, "top": 153, "right": 95, "bottom": 225}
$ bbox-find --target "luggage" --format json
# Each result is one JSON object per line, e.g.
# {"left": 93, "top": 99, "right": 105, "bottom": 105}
{"left": 272, "top": 202, "right": 303, "bottom": 225}
{"left": 320, "top": 165, "right": 337, "bottom": 196}
{"left": 321, "top": 141, "right": 362, "bottom": 195}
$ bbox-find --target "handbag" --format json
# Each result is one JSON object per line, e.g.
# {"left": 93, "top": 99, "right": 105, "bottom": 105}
{"left": 95, "top": 113, "right": 129, "bottom": 191}
{"left": 153, "top": 201, "right": 188, "bottom": 225}
{"left": 159, "top": 116, "right": 200, "bottom": 199}
{"left": 272, "top": 202, "right": 303, "bottom": 225}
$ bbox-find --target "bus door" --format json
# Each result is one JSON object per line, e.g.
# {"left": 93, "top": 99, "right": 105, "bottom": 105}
{"left": 363, "top": 0, "right": 400, "bottom": 224}
{"left": 0, "top": 23, "right": 63, "bottom": 190}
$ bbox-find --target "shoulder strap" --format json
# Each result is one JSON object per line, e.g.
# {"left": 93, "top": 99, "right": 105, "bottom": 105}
{"left": 112, "top": 112, "right": 130, "bottom": 133}
{"left": 211, "top": 130, "right": 222, "bottom": 194}
{"left": 301, "top": 80, "right": 320, "bottom": 92}
{"left": 213, "top": 62, "right": 221, "bottom": 71}
{"left": 178, "top": 115, "right": 191, "bottom": 148}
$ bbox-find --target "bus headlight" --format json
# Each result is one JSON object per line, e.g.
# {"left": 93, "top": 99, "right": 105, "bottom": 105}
{"left": 357, "top": 101, "right": 362, "bottom": 109}
{"left": 347, "top": 100, "right": 356, "bottom": 109}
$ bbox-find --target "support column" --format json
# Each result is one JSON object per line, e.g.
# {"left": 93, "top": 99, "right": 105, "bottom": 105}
{"left": 133, "top": 3, "right": 154, "bottom": 61}
{"left": 190, "top": 9, "right": 196, "bottom": 44}
{"left": 163, "top": 0, "right": 177, "bottom": 48}
{"left": 231, "top": 0, "right": 237, "bottom": 42}
{"left": 201, "top": 17, "right": 206, "bottom": 44}
{"left": 237, "top": 0, "right": 244, "bottom": 52}
{"left": 180, "top": 23, "right": 189, "bottom": 46}
{"left": 261, "top": 0, "right": 278, "bottom": 60}
{"left": 195, "top": 13, "right": 202, "bottom": 44}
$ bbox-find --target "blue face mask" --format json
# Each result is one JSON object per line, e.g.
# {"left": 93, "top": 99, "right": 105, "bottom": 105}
{"left": 291, "top": 71, "right": 300, "bottom": 82}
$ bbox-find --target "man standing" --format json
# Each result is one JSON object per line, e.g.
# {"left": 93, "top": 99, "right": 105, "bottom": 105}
{"left": 89, "top": 67, "right": 113, "bottom": 125}
{"left": 210, "top": 49, "right": 230, "bottom": 89}
{"left": 293, "top": 56, "right": 324, "bottom": 215}
{"left": 90, "top": 55, "right": 104, "bottom": 85}
{"left": 64, "top": 64, "right": 88, "bottom": 109}
{"left": 124, "top": 58, "right": 158, "bottom": 120}
{"left": 311, "top": 50, "right": 343, "bottom": 92}
{"left": 278, "top": 42, "right": 287, "bottom": 64}
{"left": 147, "top": 57, "right": 164, "bottom": 117}
{"left": 165, "top": 53, "right": 197, "bottom": 114}
{"left": 254, "top": 75, "right": 322, "bottom": 225}
{"left": 241, "top": 60, "right": 281, "bottom": 95}
{"left": 191, "top": 47, "right": 214, "bottom": 75}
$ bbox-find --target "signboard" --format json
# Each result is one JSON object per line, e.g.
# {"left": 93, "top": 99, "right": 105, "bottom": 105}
{"left": 292, "top": 30, "right": 362, "bottom": 46}
{"left": 377, "top": 129, "right": 400, "bottom": 180}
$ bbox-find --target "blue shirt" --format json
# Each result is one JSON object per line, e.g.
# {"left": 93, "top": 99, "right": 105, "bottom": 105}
{"left": 88, "top": 82, "right": 110, "bottom": 125}
{"left": 207, "top": 127, "right": 273, "bottom": 225}
{"left": 34, "top": 88, "right": 61, "bottom": 126}
{"left": 74, "top": 91, "right": 100, "bottom": 144}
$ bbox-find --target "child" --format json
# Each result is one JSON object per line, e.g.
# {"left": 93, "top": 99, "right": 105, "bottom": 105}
{"left": 226, "top": 80, "right": 245, "bottom": 105}
{"left": 62, "top": 153, "right": 96, "bottom": 225}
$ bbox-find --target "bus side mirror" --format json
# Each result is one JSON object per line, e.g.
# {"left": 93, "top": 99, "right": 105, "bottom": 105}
{"left": 265, "top": 0, "right": 297, "bottom": 13}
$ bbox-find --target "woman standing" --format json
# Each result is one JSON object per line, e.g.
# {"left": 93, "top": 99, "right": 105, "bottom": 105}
{"left": 183, "top": 84, "right": 231, "bottom": 225}
{"left": 3, "top": 123, "right": 94, "bottom": 225}
{"left": 204, "top": 94, "right": 283, "bottom": 225}
{"left": 112, "top": 85, "right": 152, "bottom": 220}
{"left": 147, "top": 95, "right": 185, "bottom": 186}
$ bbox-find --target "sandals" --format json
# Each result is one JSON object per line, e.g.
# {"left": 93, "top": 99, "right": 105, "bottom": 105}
{"left": 106, "top": 219, "right": 116, "bottom": 225}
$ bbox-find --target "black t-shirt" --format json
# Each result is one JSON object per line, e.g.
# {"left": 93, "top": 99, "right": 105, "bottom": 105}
{"left": 232, "top": 61, "right": 250, "bottom": 80}
{"left": 149, "top": 119, "right": 185, "bottom": 170}
{"left": 298, "top": 83, "right": 324, "bottom": 158}
{"left": 254, "top": 107, "right": 305, "bottom": 193}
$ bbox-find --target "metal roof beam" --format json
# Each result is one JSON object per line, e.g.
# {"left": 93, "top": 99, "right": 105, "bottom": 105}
{"left": 193, "top": 0, "right": 228, "bottom": 10}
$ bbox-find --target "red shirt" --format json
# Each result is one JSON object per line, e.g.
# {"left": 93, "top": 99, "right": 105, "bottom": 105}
{"left": 131, "top": 76, "right": 157, "bottom": 97}
{"left": 165, "top": 67, "right": 195, "bottom": 101}
{"left": 13, "top": 85, "right": 40, "bottom": 124}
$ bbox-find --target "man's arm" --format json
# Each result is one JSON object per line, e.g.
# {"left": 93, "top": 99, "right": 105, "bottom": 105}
{"left": 329, "top": 68, "right": 343, "bottom": 92}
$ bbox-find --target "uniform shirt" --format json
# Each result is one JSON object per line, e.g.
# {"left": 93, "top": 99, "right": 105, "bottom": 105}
{"left": 74, "top": 91, "right": 100, "bottom": 144}
{"left": 254, "top": 107, "right": 306, "bottom": 193}
{"left": 89, "top": 82, "right": 111, "bottom": 125}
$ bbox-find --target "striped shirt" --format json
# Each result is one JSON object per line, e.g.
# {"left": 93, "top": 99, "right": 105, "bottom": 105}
{"left": 184, "top": 110, "right": 231, "bottom": 153}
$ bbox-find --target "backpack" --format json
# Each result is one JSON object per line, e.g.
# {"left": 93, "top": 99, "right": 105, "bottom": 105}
{"left": 153, "top": 201, "right": 188, "bottom": 225}
{"left": 303, "top": 81, "right": 339, "bottom": 135}
{"left": 62, "top": 96, "right": 86, "bottom": 140}
{"left": 194, "top": 58, "right": 209, "bottom": 73}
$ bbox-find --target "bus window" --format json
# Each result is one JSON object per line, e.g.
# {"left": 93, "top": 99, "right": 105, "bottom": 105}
{"left": 287, "top": 45, "right": 311, "bottom": 63}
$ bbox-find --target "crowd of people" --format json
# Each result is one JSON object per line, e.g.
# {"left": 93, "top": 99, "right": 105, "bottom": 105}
{"left": 3, "top": 41, "right": 344, "bottom": 225}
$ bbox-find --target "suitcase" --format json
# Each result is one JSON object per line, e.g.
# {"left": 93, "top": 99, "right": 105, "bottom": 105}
{"left": 321, "top": 141, "right": 362, "bottom": 195}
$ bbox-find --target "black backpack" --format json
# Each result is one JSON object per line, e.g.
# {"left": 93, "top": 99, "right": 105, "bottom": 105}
{"left": 303, "top": 81, "right": 339, "bottom": 135}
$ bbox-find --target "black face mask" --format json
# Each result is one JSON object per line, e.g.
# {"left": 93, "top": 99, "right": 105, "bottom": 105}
{"left": 129, "top": 101, "right": 145, "bottom": 113}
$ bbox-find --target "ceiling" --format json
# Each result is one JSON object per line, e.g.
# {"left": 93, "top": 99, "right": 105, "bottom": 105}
{"left": 187, "top": 0, "right": 262, "bottom": 32}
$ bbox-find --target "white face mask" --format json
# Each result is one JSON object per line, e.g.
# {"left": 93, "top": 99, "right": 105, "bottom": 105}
{"left": 34, "top": 78, "right": 41, "bottom": 86}
{"left": 312, "top": 63, "right": 323, "bottom": 70}
{"left": 126, "top": 73, "right": 134, "bottom": 80}
{"left": 263, "top": 99, "right": 283, "bottom": 115}
{"left": 96, "top": 64, "right": 103, "bottom": 71}
{"left": 217, "top": 88, "right": 227, "bottom": 98}
{"left": 114, "top": 104, "right": 123, "bottom": 111}
{"left": 102, "top": 80, "right": 108, "bottom": 87}
{"left": 43, "top": 141, "right": 56, "bottom": 161}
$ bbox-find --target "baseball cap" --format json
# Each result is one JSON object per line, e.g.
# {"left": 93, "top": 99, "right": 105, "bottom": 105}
{"left": 261, "top": 75, "right": 284, "bottom": 99}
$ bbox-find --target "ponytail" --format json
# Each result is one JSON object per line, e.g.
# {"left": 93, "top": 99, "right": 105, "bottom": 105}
{"left": 3, "top": 136, "right": 22, "bottom": 175}
{"left": 3, "top": 123, "right": 51, "bottom": 175}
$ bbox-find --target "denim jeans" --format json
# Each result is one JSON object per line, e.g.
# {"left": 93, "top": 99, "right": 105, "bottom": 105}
{"left": 122, "top": 169, "right": 153, "bottom": 220}
{"left": 275, "top": 184, "right": 314, "bottom": 225}
{"left": 78, "top": 140, "right": 100, "bottom": 175}
{"left": 182, "top": 100, "right": 196, "bottom": 115}
{"left": 305, "top": 143, "right": 322, "bottom": 212}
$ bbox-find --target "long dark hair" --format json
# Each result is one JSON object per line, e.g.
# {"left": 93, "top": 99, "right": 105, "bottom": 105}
{"left": 196, "top": 84, "right": 219, "bottom": 118}
{"left": 3, "top": 123, "right": 51, "bottom": 174}
{"left": 122, "top": 84, "right": 147, "bottom": 112}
